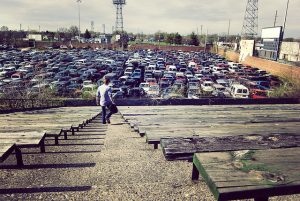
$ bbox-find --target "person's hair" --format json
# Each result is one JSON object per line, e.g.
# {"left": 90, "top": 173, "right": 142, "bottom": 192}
{"left": 103, "top": 77, "right": 110, "bottom": 85}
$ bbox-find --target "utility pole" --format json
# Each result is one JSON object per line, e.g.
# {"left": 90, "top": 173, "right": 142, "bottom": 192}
{"left": 103, "top": 24, "right": 106, "bottom": 34}
{"left": 77, "top": 0, "right": 82, "bottom": 42}
{"left": 91, "top": 21, "right": 94, "bottom": 32}
{"left": 201, "top": 25, "right": 203, "bottom": 35}
{"left": 274, "top": 10, "right": 278, "bottom": 27}
{"left": 227, "top": 19, "right": 231, "bottom": 42}
{"left": 283, "top": 0, "right": 290, "bottom": 33}
{"left": 19, "top": 24, "right": 22, "bottom": 31}
{"left": 200, "top": 25, "right": 203, "bottom": 45}
{"left": 205, "top": 29, "right": 208, "bottom": 52}
{"left": 279, "top": 0, "right": 290, "bottom": 61}
{"left": 197, "top": 27, "right": 199, "bottom": 45}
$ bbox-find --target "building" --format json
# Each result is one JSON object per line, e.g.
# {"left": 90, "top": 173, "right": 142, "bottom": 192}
{"left": 279, "top": 42, "right": 300, "bottom": 62}
{"left": 26, "top": 34, "right": 43, "bottom": 41}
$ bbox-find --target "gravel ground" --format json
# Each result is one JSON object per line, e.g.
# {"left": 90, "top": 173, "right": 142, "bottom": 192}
{"left": 0, "top": 114, "right": 299, "bottom": 201}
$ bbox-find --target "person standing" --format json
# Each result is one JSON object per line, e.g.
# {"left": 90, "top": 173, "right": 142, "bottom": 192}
{"left": 96, "top": 77, "right": 114, "bottom": 124}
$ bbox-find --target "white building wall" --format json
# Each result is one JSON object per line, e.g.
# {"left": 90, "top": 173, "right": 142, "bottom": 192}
{"left": 279, "top": 42, "right": 300, "bottom": 62}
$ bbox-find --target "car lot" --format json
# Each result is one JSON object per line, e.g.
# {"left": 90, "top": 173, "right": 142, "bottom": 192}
{"left": 0, "top": 48, "right": 282, "bottom": 99}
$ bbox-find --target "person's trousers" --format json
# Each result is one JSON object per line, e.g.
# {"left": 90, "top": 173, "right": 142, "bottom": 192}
{"left": 102, "top": 106, "right": 113, "bottom": 124}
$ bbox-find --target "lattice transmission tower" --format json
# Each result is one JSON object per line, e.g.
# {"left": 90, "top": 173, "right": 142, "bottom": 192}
{"left": 241, "top": 0, "right": 258, "bottom": 39}
{"left": 113, "top": 0, "right": 126, "bottom": 32}
{"left": 91, "top": 21, "right": 94, "bottom": 32}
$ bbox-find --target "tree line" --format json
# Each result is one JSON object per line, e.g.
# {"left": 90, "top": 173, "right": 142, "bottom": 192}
{"left": 1, "top": 25, "right": 299, "bottom": 47}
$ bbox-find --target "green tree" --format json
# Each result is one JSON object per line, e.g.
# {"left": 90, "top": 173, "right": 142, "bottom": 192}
{"left": 189, "top": 32, "right": 199, "bottom": 46}
{"left": 154, "top": 31, "right": 165, "bottom": 42}
{"left": 174, "top": 32, "right": 182, "bottom": 45}
{"left": 84, "top": 29, "right": 91, "bottom": 39}
{"left": 207, "top": 34, "right": 219, "bottom": 44}
{"left": 166, "top": 33, "right": 175, "bottom": 44}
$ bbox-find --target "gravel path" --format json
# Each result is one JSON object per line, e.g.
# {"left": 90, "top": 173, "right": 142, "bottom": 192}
{"left": 0, "top": 113, "right": 299, "bottom": 201}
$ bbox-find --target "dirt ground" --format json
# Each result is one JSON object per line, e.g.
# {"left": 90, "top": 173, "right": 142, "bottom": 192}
{"left": 0, "top": 114, "right": 299, "bottom": 201}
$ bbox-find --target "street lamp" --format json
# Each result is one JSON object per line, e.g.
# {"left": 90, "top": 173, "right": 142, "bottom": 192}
{"left": 77, "top": 0, "right": 82, "bottom": 42}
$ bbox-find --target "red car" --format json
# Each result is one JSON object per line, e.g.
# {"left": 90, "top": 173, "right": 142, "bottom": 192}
{"left": 250, "top": 89, "right": 268, "bottom": 99}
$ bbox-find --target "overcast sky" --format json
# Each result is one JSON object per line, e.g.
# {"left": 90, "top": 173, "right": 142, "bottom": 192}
{"left": 0, "top": 0, "right": 299, "bottom": 38}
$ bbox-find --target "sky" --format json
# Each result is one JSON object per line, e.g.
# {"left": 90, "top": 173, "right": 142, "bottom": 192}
{"left": 0, "top": 0, "right": 299, "bottom": 38}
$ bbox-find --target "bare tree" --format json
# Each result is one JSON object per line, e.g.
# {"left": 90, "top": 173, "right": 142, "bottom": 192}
{"left": 0, "top": 26, "right": 9, "bottom": 32}
{"left": 68, "top": 26, "right": 79, "bottom": 38}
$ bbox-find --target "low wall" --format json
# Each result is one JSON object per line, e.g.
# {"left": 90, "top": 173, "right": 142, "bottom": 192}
{"left": 64, "top": 98, "right": 299, "bottom": 107}
{"left": 34, "top": 41, "right": 115, "bottom": 49}
{"left": 215, "top": 48, "right": 300, "bottom": 82}
{"left": 215, "top": 48, "right": 239, "bottom": 62}
{"left": 116, "top": 98, "right": 299, "bottom": 106}
{"left": 129, "top": 44, "right": 206, "bottom": 52}
{"left": 226, "top": 51, "right": 240, "bottom": 62}
{"left": 243, "top": 56, "right": 300, "bottom": 82}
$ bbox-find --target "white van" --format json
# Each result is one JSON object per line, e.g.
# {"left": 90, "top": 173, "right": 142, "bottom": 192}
{"left": 230, "top": 84, "right": 249, "bottom": 98}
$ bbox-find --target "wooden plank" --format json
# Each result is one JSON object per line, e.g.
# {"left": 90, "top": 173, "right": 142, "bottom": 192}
{"left": 0, "top": 128, "right": 61, "bottom": 135}
{"left": 1, "top": 138, "right": 42, "bottom": 146}
{"left": 0, "top": 143, "right": 18, "bottom": 165}
{"left": 193, "top": 148, "right": 300, "bottom": 201}
{"left": 121, "top": 104, "right": 300, "bottom": 145}
{"left": 0, "top": 131, "right": 44, "bottom": 138}
{"left": 0, "top": 144, "right": 15, "bottom": 156}
{"left": 161, "top": 134, "right": 300, "bottom": 160}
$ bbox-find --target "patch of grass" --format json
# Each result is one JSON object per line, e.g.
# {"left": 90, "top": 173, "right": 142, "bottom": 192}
{"left": 268, "top": 77, "right": 300, "bottom": 98}
{"left": 239, "top": 161, "right": 271, "bottom": 172}
{"left": 240, "top": 150, "right": 256, "bottom": 160}
{"left": 81, "top": 91, "right": 97, "bottom": 100}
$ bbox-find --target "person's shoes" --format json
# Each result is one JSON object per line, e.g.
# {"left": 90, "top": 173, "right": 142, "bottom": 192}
{"left": 102, "top": 122, "right": 106, "bottom": 124}
{"left": 106, "top": 118, "right": 111, "bottom": 124}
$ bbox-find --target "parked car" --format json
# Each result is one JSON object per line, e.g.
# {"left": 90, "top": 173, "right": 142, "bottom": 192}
{"left": 128, "top": 87, "right": 145, "bottom": 97}
{"left": 139, "top": 82, "right": 150, "bottom": 93}
{"left": 250, "top": 89, "right": 268, "bottom": 99}
{"left": 147, "top": 84, "right": 160, "bottom": 97}
{"left": 201, "top": 81, "right": 214, "bottom": 93}
{"left": 230, "top": 84, "right": 249, "bottom": 98}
